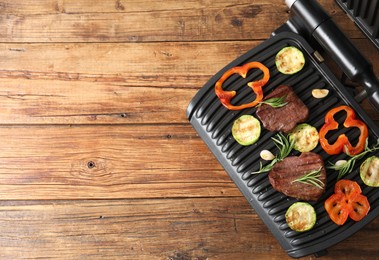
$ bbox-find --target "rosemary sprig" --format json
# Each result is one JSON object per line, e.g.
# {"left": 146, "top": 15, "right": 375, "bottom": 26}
{"left": 272, "top": 132, "right": 294, "bottom": 160}
{"left": 254, "top": 159, "right": 279, "bottom": 174}
{"left": 292, "top": 167, "right": 324, "bottom": 189}
{"left": 251, "top": 133, "right": 295, "bottom": 174}
{"left": 328, "top": 138, "right": 379, "bottom": 180}
{"left": 258, "top": 95, "right": 288, "bottom": 108}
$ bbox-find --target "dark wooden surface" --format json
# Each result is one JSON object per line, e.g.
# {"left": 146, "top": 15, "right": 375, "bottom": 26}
{"left": 0, "top": 0, "right": 378, "bottom": 259}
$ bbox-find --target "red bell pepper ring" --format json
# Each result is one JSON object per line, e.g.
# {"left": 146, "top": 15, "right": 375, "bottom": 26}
{"left": 215, "top": 62, "right": 270, "bottom": 110}
{"left": 324, "top": 179, "right": 370, "bottom": 225}
{"left": 319, "top": 105, "right": 368, "bottom": 155}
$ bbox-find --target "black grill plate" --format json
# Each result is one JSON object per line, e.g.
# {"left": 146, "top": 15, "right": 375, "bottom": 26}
{"left": 186, "top": 32, "right": 379, "bottom": 258}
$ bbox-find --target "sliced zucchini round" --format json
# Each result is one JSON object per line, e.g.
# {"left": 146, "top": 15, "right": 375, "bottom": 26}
{"left": 285, "top": 202, "right": 316, "bottom": 232}
{"left": 289, "top": 123, "right": 319, "bottom": 152}
{"left": 360, "top": 156, "right": 379, "bottom": 187}
{"left": 232, "top": 115, "right": 261, "bottom": 146}
{"left": 275, "top": 46, "right": 305, "bottom": 74}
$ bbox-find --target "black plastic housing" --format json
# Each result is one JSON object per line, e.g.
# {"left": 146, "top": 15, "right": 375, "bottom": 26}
{"left": 287, "top": 0, "right": 379, "bottom": 112}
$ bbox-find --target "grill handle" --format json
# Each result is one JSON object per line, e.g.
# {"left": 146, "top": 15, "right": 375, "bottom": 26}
{"left": 285, "top": 0, "right": 379, "bottom": 112}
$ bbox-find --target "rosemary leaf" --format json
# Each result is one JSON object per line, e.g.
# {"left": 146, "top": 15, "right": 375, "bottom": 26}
{"left": 258, "top": 95, "right": 288, "bottom": 108}
{"left": 307, "top": 179, "right": 323, "bottom": 188}
{"left": 251, "top": 158, "right": 278, "bottom": 174}
{"left": 292, "top": 167, "right": 324, "bottom": 189}
{"left": 272, "top": 132, "right": 295, "bottom": 160}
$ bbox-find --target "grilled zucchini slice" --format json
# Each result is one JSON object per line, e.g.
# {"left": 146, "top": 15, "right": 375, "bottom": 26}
{"left": 275, "top": 46, "right": 305, "bottom": 74}
{"left": 232, "top": 115, "right": 261, "bottom": 146}
{"left": 285, "top": 202, "right": 316, "bottom": 232}
{"left": 289, "top": 123, "right": 319, "bottom": 152}
{"left": 360, "top": 156, "right": 379, "bottom": 187}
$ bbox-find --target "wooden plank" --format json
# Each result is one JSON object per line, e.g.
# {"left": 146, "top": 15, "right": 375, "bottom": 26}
{"left": 0, "top": 198, "right": 378, "bottom": 259}
{"left": 0, "top": 79, "right": 197, "bottom": 124}
{"left": 0, "top": 41, "right": 252, "bottom": 86}
{"left": 0, "top": 40, "right": 377, "bottom": 125}
{"left": 1, "top": 40, "right": 376, "bottom": 85}
{"left": 0, "top": 198, "right": 286, "bottom": 259}
{"left": 0, "top": 42, "right": 228, "bottom": 124}
{"left": 0, "top": 124, "right": 243, "bottom": 200}
{"left": 0, "top": 41, "right": 256, "bottom": 124}
{"left": 0, "top": 0, "right": 365, "bottom": 43}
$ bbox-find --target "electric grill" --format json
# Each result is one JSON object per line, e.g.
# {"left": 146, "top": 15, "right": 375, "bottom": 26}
{"left": 186, "top": 0, "right": 379, "bottom": 258}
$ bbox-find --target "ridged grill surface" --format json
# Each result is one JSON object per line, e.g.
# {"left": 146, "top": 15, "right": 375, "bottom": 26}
{"left": 186, "top": 32, "right": 379, "bottom": 258}
{"left": 337, "top": 0, "right": 379, "bottom": 49}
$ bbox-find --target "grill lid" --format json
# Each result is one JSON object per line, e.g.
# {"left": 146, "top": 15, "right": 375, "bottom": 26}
{"left": 336, "top": 0, "right": 379, "bottom": 50}
{"left": 186, "top": 31, "right": 379, "bottom": 258}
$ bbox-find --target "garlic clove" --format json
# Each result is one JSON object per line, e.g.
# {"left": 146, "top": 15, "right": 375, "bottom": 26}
{"left": 312, "top": 89, "right": 329, "bottom": 99}
{"left": 260, "top": 150, "right": 275, "bottom": 161}
{"left": 335, "top": 160, "right": 347, "bottom": 167}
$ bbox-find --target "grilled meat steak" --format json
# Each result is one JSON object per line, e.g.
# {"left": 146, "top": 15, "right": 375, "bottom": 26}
{"left": 268, "top": 152, "right": 326, "bottom": 201}
{"left": 256, "top": 85, "right": 309, "bottom": 133}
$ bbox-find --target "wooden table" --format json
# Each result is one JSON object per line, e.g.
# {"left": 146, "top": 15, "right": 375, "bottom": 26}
{"left": 0, "top": 0, "right": 378, "bottom": 259}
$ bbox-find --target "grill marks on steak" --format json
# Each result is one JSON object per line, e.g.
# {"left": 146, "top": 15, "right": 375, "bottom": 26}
{"left": 268, "top": 152, "right": 326, "bottom": 201}
{"left": 256, "top": 85, "right": 309, "bottom": 133}
{"left": 255, "top": 86, "right": 323, "bottom": 201}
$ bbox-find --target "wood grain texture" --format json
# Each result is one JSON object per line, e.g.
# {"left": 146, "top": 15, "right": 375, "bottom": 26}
{"left": 0, "top": 41, "right": 254, "bottom": 124}
{"left": 1, "top": 198, "right": 378, "bottom": 259}
{"left": 0, "top": 0, "right": 378, "bottom": 259}
{"left": 0, "top": 124, "right": 245, "bottom": 199}
{"left": 0, "top": 0, "right": 286, "bottom": 42}
{"left": 0, "top": 0, "right": 367, "bottom": 43}
{"left": 0, "top": 198, "right": 292, "bottom": 259}
{"left": 0, "top": 39, "right": 377, "bottom": 124}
